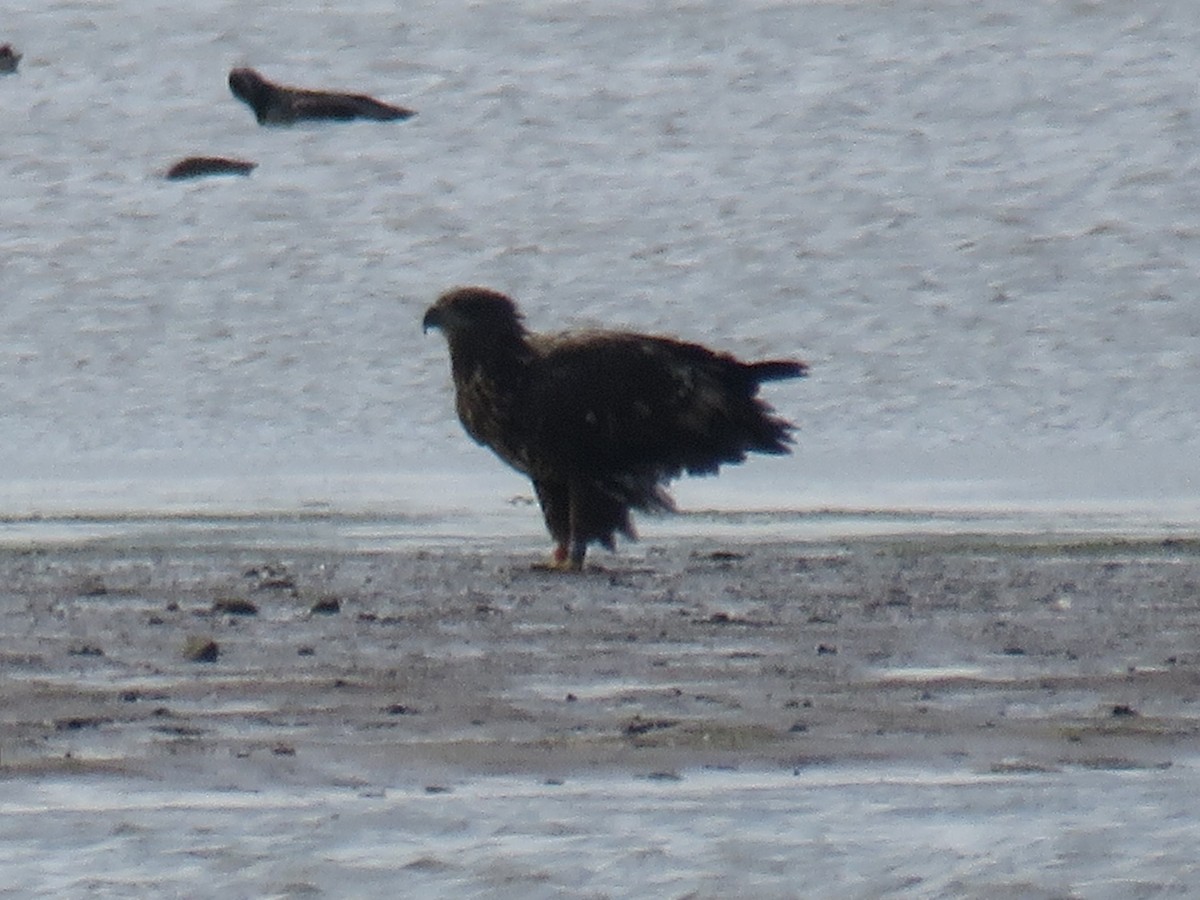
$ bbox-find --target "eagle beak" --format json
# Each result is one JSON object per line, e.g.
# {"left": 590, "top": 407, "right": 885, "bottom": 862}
{"left": 421, "top": 306, "right": 441, "bottom": 333}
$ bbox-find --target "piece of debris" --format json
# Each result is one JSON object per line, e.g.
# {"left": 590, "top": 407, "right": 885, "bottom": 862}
{"left": 989, "top": 760, "right": 1060, "bottom": 775}
{"left": 165, "top": 156, "right": 256, "bottom": 180}
{"left": 55, "top": 716, "right": 107, "bottom": 731}
{"left": 310, "top": 597, "right": 341, "bottom": 615}
{"left": 77, "top": 577, "right": 107, "bottom": 597}
{"left": 151, "top": 724, "right": 205, "bottom": 738}
{"left": 623, "top": 716, "right": 678, "bottom": 736}
{"left": 0, "top": 44, "right": 20, "bottom": 74}
{"left": 244, "top": 563, "right": 296, "bottom": 591}
{"left": 699, "top": 550, "right": 746, "bottom": 563}
{"left": 182, "top": 636, "right": 219, "bottom": 663}
{"left": 641, "top": 771, "right": 683, "bottom": 782}
{"left": 213, "top": 598, "right": 259, "bottom": 616}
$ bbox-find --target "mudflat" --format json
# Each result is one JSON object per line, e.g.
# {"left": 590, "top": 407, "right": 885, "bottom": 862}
{"left": 4, "top": 530, "right": 1198, "bottom": 779}
{"left": 3, "top": 527, "right": 1200, "bottom": 897}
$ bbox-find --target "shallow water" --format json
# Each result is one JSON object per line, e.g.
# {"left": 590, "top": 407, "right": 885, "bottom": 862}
{"left": 3, "top": 764, "right": 1198, "bottom": 899}
{"left": 3, "top": 0, "right": 1199, "bottom": 524}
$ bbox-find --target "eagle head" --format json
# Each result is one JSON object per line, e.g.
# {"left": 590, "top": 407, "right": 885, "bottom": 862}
{"left": 422, "top": 287, "right": 526, "bottom": 339}
{"left": 229, "top": 68, "right": 268, "bottom": 101}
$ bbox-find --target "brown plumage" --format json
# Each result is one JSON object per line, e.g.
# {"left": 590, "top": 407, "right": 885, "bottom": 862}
{"left": 228, "top": 67, "right": 415, "bottom": 125}
{"left": 423, "top": 287, "right": 807, "bottom": 570}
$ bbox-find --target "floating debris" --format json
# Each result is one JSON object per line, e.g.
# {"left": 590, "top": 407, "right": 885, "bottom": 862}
{"left": 0, "top": 44, "right": 20, "bottom": 74}
{"left": 165, "top": 156, "right": 256, "bottom": 180}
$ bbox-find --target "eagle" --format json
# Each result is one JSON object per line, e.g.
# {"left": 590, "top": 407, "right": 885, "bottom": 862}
{"left": 228, "top": 67, "right": 415, "bottom": 125}
{"left": 422, "top": 287, "right": 807, "bottom": 570}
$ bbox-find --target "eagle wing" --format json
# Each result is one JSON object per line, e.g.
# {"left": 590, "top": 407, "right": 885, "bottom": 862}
{"left": 521, "top": 331, "right": 798, "bottom": 491}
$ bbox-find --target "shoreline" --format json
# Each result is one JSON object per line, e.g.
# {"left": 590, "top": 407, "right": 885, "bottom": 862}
{"left": 2, "top": 504, "right": 1199, "bottom": 553}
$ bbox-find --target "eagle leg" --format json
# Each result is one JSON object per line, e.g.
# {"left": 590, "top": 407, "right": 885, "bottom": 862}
{"left": 534, "top": 480, "right": 627, "bottom": 572}
{"left": 565, "top": 481, "right": 593, "bottom": 571}
{"left": 566, "top": 538, "right": 588, "bottom": 571}
{"left": 533, "top": 479, "right": 579, "bottom": 570}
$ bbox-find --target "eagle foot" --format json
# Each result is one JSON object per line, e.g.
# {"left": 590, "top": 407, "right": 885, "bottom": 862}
{"left": 529, "top": 544, "right": 584, "bottom": 573}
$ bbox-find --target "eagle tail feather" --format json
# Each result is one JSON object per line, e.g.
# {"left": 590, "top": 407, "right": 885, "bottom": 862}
{"left": 747, "top": 359, "right": 808, "bottom": 382}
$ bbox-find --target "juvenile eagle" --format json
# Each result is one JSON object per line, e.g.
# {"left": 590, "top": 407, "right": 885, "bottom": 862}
{"left": 423, "top": 287, "right": 807, "bottom": 570}
{"left": 228, "top": 68, "right": 415, "bottom": 125}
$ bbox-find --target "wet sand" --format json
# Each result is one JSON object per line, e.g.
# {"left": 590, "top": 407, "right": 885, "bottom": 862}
{"left": 3, "top": 524, "right": 1199, "bottom": 896}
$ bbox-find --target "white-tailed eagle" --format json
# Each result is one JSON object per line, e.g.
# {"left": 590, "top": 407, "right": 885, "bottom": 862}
{"left": 423, "top": 287, "right": 807, "bottom": 570}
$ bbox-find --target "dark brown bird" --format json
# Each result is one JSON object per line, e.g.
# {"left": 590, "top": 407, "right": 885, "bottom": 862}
{"left": 228, "top": 67, "right": 415, "bottom": 125}
{"left": 423, "top": 287, "right": 807, "bottom": 570}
